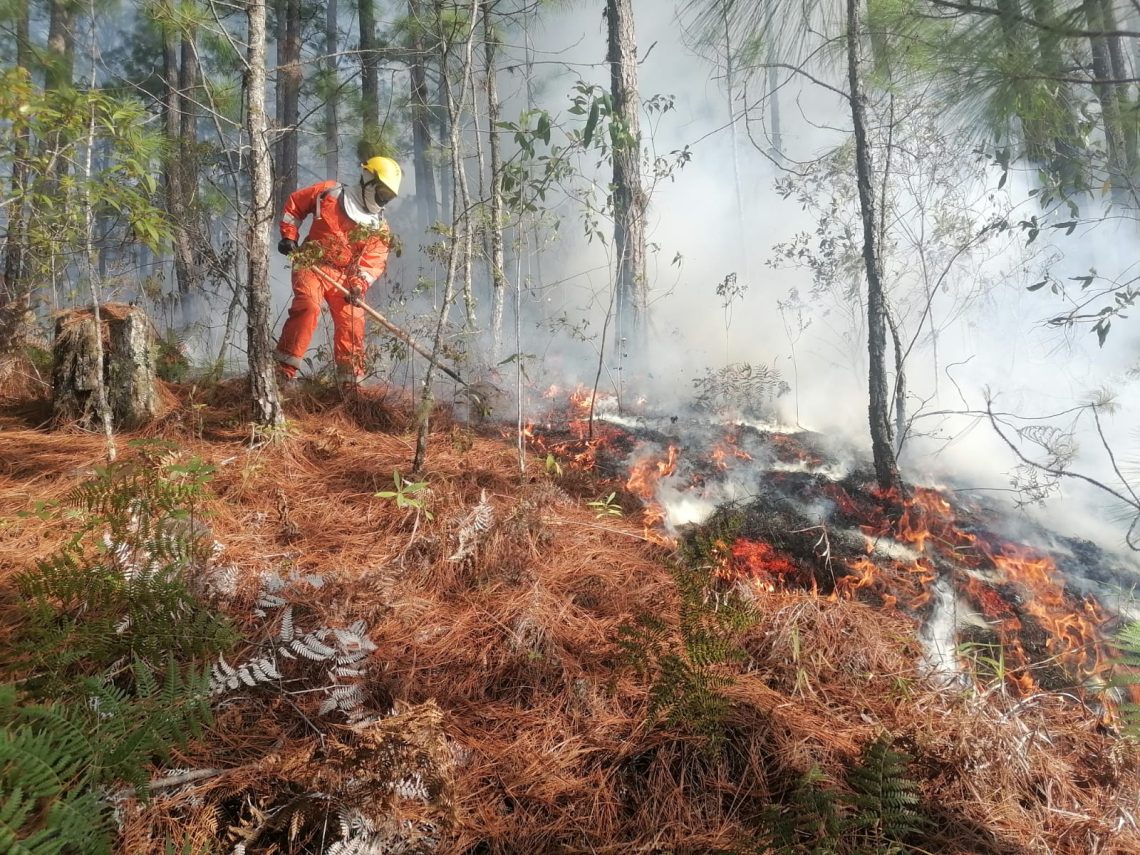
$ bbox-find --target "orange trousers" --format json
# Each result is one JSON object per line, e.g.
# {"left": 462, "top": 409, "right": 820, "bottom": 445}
{"left": 274, "top": 268, "right": 366, "bottom": 379}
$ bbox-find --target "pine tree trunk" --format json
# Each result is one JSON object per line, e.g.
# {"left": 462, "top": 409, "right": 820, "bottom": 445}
{"left": 162, "top": 5, "right": 202, "bottom": 296}
{"left": 46, "top": 0, "right": 75, "bottom": 93}
{"left": 275, "top": 0, "right": 301, "bottom": 212}
{"left": 483, "top": 0, "right": 507, "bottom": 360}
{"left": 325, "top": 0, "right": 339, "bottom": 176}
{"left": 1098, "top": 0, "right": 1138, "bottom": 179}
{"left": 359, "top": 0, "right": 380, "bottom": 142}
{"left": 246, "top": 0, "right": 285, "bottom": 427}
{"left": 0, "top": 0, "right": 32, "bottom": 352}
{"left": 846, "top": 0, "right": 902, "bottom": 495}
{"left": 606, "top": 0, "right": 648, "bottom": 362}
{"left": 434, "top": 2, "right": 453, "bottom": 226}
{"left": 1028, "top": 0, "right": 1083, "bottom": 185}
{"left": 436, "top": 72, "right": 453, "bottom": 224}
{"left": 767, "top": 61, "right": 782, "bottom": 160}
{"left": 284, "top": 0, "right": 302, "bottom": 183}
{"left": 1085, "top": 0, "right": 1127, "bottom": 188}
{"left": 179, "top": 26, "right": 201, "bottom": 269}
{"left": 44, "top": 0, "right": 75, "bottom": 193}
{"left": 409, "top": 0, "right": 439, "bottom": 234}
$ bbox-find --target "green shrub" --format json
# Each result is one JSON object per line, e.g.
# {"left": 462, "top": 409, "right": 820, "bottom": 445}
{"left": 4, "top": 441, "right": 230, "bottom": 852}
{"left": 14, "top": 440, "right": 233, "bottom": 694}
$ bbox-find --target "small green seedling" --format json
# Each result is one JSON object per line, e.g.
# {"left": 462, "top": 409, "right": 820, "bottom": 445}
{"left": 544, "top": 454, "right": 563, "bottom": 477}
{"left": 587, "top": 492, "right": 623, "bottom": 519}
{"left": 376, "top": 470, "right": 433, "bottom": 520}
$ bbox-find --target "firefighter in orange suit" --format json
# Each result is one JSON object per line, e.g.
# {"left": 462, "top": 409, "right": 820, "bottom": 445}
{"left": 274, "top": 156, "right": 402, "bottom": 383}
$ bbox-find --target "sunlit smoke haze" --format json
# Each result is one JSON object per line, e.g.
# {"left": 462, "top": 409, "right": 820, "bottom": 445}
{"left": 499, "top": 3, "right": 1140, "bottom": 555}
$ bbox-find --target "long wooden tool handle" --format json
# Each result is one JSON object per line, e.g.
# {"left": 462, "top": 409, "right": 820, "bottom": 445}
{"left": 305, "top": 265, "right": 468, "bottom": 387}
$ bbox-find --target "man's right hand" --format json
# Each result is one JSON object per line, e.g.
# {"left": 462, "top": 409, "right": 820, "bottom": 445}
{"left": 278, "top": 238, "right": 299, "bottom": 256}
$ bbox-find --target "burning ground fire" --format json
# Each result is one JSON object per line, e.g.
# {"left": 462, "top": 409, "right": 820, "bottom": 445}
{"left": 523, "top": 385, "right": 1138, "bottom": 702}
{"left": 514, "top": 384, "right": 631, "bottom": 474}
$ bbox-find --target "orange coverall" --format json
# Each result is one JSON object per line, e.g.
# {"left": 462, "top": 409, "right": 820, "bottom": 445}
{"left": 274, "top": 180, "right": 393, "bottom": 379}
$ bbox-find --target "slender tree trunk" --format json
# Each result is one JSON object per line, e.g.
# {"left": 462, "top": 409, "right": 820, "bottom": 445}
{"left": 606, "top": 0, "right": 648, "bottom": 364}
{"left": 0, "top": 0, "right": 32, "bottom": 352}
{"left": 413, "top": 0, "right": 478, "bottom": 474}
{"left": 162, "top": 5, "right": 202, "bottom": 296}
{"left": 409, "top": 0, "right": 439, "bottom": 234}
{"left": 179, "top": 30, "right": 200, "bottom": 201}
{"left": 274, "top": 0, "right": 301, "bottom": 212}
{"left": 246, "top": 0, "right": 284, "bottom": 426}
{"left": 46, "top": 0, "right": 76, "bottom": 93}
{"left": 275, "top": 0, "right": 285, "bottom": 145}
{"left": 179, "top": 25, "right": 203, "bottom": 288}
{"left": 1085, "top": 0, "right": 1127, "bottom": 188}
{"left": 1028, "top": 0, "right": 1083, "bottom": 186}
{"left": 1099, "top": 0, "right": 1138, "bottom": 178}
{"left": 433, "top": 2, "right": 453, "bottom": 225}
{"left": 81, "top": 0, "right": 115, "bottom": 459}
{"left": 886, "top": 304, "right": 906, "bottom": 453}
{"left": 767, "top": 62, "right": 782, "bottom": 159}
{"left": 483, "top": 0, "right": 507, "bottom": 360}
{"left": 359, "top": 0, "right": 380, "bottom": 142}
{"left": 43, "top": 1, "right": 76, "bottom": 183}
{"left": 458, "top": 86, "right": 475, "bottom": 334}
{"left": 325, "top": 0, "right": 339, "bottom": 176}
{"left": 42, "top": 0, "right": 76, "bottom": 317}
{"left": 435, "top": 70, "right": 453, "bottom": 223}
{"left": 846, "top": 0, "right": 901, "bottom": 495}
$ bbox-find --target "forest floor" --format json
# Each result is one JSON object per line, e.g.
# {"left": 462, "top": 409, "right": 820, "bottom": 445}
{"left": 2, "top": 376, "right": 1139, "bottom": 854}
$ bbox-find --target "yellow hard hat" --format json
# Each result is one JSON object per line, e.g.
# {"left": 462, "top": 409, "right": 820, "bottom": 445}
{"left": 362, "top": 156, "right": 402, "bottom": 197}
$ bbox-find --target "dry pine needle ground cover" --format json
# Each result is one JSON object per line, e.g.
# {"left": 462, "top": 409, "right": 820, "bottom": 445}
{"left": 1, "top": 378, "right": 1138, "bottom": 854}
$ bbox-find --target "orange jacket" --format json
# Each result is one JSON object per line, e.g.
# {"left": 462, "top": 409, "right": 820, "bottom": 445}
{"left": 280, "top": 180, "right": 392, "bottom": 287}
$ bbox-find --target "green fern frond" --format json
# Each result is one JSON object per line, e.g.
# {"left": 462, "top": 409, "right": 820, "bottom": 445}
{"left": 756, "top": 766, "right": 844, "bottom": 855}
{"left": 616, "top": 615, "right": 670, "bottom": 672}
{"left": 0, "top": 692, "right": 112, "bottom": 854}
{"left": 845, "top": 736, "right": 925, "bottom": 846}
{"left": 1112, "top": 621, "right": 1140, "bottom": 671}
{"left": 685, "top": 628, "right": 744, "bottom": 666}
{"left": 1107, "top": 621, "right": 1140, "bottom": 737}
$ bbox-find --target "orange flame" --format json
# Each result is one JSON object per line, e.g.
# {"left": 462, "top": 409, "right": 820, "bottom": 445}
{"left": 986, "top": 544, "right": 1108, "bottom": 677}
{"left": 568, "top": 383, "right": 596, "bottom": 416}
{"left": 730, "top": 539, "right": 799, "bottom": 583}
{"left": 625, "top": 444, "right": 679, "bottom": 500}
{"left": 709, "top": 431, "right": 753, "bottom": 471}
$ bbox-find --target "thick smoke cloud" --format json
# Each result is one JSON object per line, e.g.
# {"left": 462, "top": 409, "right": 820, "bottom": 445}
{"left": 516, "top": 3, "right": 1140, "bottom": 554}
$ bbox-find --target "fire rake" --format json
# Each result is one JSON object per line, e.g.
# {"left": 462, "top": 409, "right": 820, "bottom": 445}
{"left": 302, "top": 263, "right": 471, "bottom": 389}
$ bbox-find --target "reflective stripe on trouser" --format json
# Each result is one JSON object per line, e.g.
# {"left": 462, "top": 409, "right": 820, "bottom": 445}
{"left": 274, "top": 268, "right": 367, "bottom": 378}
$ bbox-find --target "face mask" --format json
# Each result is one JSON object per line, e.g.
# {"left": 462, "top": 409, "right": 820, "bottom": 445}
{"left": 363, "top": 178, "right": 385, "bottom": 214}
{"left": 342, "top": 179, "right": 384, "bottom": 225}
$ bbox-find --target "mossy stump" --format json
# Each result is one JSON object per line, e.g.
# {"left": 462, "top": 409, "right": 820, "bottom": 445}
{"left": 52, "top": 303, "right": 160, "bottom": 430}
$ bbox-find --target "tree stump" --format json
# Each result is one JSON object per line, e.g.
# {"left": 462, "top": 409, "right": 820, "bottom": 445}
{"left": 52, "top": 303, "right": 161, "bottom": 430}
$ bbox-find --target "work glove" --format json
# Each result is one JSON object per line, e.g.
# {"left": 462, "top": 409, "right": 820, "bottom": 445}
{"left": 345, "top": 275, "right": 368, "bottom": 306}
{"left": 277, "top": 237, "right": 298, "bottom": 256}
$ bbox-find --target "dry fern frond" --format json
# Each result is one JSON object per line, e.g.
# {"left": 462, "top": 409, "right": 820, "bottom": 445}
{"left": 448, "top": 489, "right": 495, "bottom": 562}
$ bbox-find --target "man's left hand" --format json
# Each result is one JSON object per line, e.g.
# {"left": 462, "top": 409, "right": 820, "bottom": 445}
{"left": 345, "top": 276, "right": 367, "bottom": 306}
